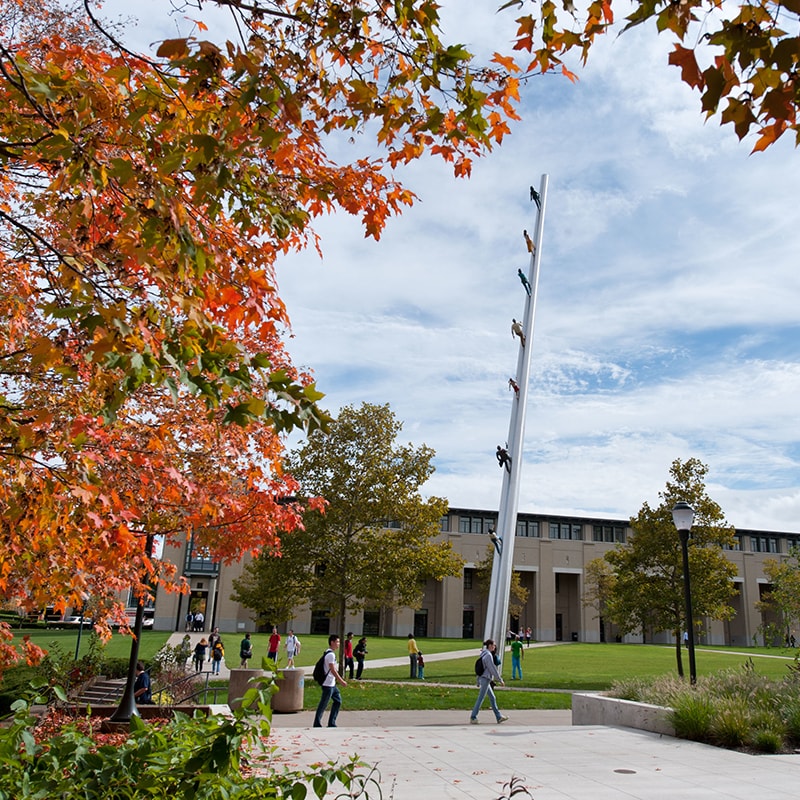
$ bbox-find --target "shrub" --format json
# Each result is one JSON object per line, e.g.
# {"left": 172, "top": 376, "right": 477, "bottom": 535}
{"left": 670, "top": 694, "right": 713, "bottom": 741}
{"left": 0, "top": 680, "right": 384, "bottom": 799}
{"left": 709, "top": 698, "right": 751, "bottom": 749}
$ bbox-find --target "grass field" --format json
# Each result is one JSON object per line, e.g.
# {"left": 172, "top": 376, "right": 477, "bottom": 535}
{"left": 11, "top": 630, "right": 798, "bottom": 711}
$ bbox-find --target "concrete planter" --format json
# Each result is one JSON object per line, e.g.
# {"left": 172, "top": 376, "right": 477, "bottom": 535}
{"left": 270, "top": 668, "right": 305, "bottom": 713}
{"left": 572, "top": 692, "right": 675, "bottom": 736}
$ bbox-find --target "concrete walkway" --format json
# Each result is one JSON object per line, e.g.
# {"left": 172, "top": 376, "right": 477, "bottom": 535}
{"left": 265, "top": 711, "right": 800, "bottom": 799}
{"left": 164, "top": 635, "right": 800, "bottom": 798}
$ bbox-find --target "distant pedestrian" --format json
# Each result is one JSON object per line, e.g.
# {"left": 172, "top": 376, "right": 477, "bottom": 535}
{"left": 511, "top": 635, "right": 524, "bottom": 680}
{"left": 285, "top": 629, "right": 301, "bottom": 668}
{"left": 344, "top": 632, "right": 355, "bottom": 680}
{"left": 314, "top": 634, "right": 347, "bottom": 728}
{"left": 354, "top": 637, "right": 368, "bottom": 679}
{"left": 185, "top": 611, "right": 194, "bottom": 632}
{"left": 193, "top": 638, "right": 207, "bottom": 672}
{"left": 525, "top": 626, "right": 532, "bottom": 647}
{"left": 207, "top": 627, "right": 221, "bottom": 662}
{"left": 470, "top": 640, "right": 508, "bottom": 725}
{"left": 134, "top": 662, "right": 152, "bottom": 705}
{"left": 194, "top": 610, "right": 205, "bottom": 631}
{"left": 268, "top": 626, "right": 281, "bottom": 662}
{"left": 417, "top": 651, "right": 425, "bottom": 680}
{"left": 407, "top": 633, "right": 419, "bottom": 679}
{"left": 239, "top": 633, "right": 253, "bottom": 668}
{"left": 683, "top": 631, "right": 689, "bottom": 648}
{"left": 211, "top": 640, "right": 224, "bottom": 675}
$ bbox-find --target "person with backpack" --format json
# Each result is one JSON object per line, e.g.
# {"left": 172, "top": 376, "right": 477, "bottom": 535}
{"left": 470, "top": 639, "right": 508, "bottom": 725}
{"left": 313, "top": 634, "right": 347, "bottom": 728}
{"left": 211, "top": 639, "right": 224, "bottom": 675}
{"left": 239, "top": 633, "right": 253, "bottom": 667}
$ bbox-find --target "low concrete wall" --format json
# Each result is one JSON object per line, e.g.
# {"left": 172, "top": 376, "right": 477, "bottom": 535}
{"left": 572, "top": 693, "right": 675, "bottom": 736}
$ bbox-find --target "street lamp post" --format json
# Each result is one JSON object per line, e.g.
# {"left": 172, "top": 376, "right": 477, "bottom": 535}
{"left": 672, "top": 501, "right": 697, "bottom": 685}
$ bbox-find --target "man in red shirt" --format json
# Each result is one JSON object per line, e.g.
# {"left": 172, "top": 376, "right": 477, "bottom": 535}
{"left": 343, "top": 632, "right": 354, "bottom": 679}
{"left": 268, "top": 626, "right": 280, "bottom": 662}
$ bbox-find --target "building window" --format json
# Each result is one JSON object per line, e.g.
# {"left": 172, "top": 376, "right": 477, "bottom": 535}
{"left": 516, "top": 520, "right": 540, "bottom": 538}
{"left": 592, "top": 525, "right": 626, "bottom": 544}
{"left": 464, "top": 569, "right": 473, "bottom": 590}
{"left": 459, "top": 515, "right": 496, "bottom": 534}
{"left": 751, "top": 536, "right": 780, "bottom": 553}
{"left": 184, "top": 530, "right": 220, "bottom": 575}
{"left": 440, "top": 515, "right": 450, "bottom": 531}
{"left": 549, "top": 522, "right": 583, "bottom": 540}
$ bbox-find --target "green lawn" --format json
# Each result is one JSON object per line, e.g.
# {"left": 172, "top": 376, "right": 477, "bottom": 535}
{"left": 364, "top": 643, "right": 797, "bottom": 691}
{"left": 236, "top": 634, "right": 480, "bottom": 670}
{"left": 16, "top": 629, "right": 171, "bottom": 662}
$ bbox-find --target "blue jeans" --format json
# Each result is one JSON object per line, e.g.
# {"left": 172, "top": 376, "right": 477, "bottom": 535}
{"left": 512, "top": 656, "right": 522, "bottom": 680}
{"left": 471, "top": 677, "right": 502, "bottom": 722}
{"left": 314, "top": 685, "right": 341, "bottom": 727}
{"left": 409, "top": 654, "right": 418, "bottom": 678}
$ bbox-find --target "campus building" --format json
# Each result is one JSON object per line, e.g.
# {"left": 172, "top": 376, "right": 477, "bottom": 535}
{"left": 153, "top": 507, "right": 799, "bottom": 646}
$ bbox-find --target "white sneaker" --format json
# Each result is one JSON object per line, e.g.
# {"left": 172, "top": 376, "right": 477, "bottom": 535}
{"left": 497, "top": 715, "right": 509, "bottom": 724}
{"left": 470, "top": 718, "right": 479, "bottom": 724}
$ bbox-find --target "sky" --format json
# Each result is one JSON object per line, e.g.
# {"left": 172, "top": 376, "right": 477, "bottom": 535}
{"left": 103, "top": 1, "right": 800, "bottom": 533}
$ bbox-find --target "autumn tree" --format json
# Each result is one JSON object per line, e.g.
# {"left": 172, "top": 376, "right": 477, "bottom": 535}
{"left": 475, "top": 545, "right": 530, "bottom": 628}
{"left": 500, "top": 0, "right": 800, "bottom": 152}
{"left": 0, "top": 0, "right": 523, "bottom": 668}
{"left": 594, "top": 458, "right": 738, "bottom": 677}
{"left": 757, "top": 547, "right": 800, "bottom": 645}
{"left": 279, "top": 402, "right": 463, "bottom": 668}
{"left": 583, "top": 556, "right": 618, "bottom": 642}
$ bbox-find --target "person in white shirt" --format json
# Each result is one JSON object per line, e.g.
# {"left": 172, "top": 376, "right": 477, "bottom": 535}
{"left": 313, "top": 634, "right": 347, "bottom": 728}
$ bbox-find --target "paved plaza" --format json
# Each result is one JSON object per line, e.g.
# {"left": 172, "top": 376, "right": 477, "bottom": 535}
{"left": 267, "top": 710, "right": 800, "bottom": 799}
{"left": 164, "top": 635, "right": 800, "bottom": 798}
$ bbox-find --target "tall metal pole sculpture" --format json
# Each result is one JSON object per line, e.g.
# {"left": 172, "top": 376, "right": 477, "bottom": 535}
{"left": 483, "top": 175, "right": 548, "bottom": 665}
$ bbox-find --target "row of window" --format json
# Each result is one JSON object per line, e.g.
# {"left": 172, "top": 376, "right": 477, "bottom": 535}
{"left": 450, "top": 516, "right": 796, "bottom": 553}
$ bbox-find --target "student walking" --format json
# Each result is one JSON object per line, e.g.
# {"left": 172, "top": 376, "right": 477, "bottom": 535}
{"left": 470, "top": 639, "right": 508, "bottom": 725}
{"left": 354, "top": 637, "right": 368, "bottom": 679}
{"left": 193, "top": 638, "right": 207, "bottom": 672}
{"left": 211, "top": 640, "right": 224, "bottom": 675}
{"left": 511, "top": 635, "right": 524, "bottom": 680}
{"left": 268, "top": 626, "right": 281, "bottom": 662}
{"left": 407, "top": 633, "right": 419, "bottom": 678}
{"left": 239, "top": 633, "right": 253, "bottom": 667}
{"left": 285, "top": 630, "right": 301, "bottom": 668}
{"left": 313, "top": 634, "right": 347, "bottom": 728}
{"left": 343, "top": 632, "right": 355, "bottom": 679}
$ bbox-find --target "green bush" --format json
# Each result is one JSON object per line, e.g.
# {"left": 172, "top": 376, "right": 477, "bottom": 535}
{"left": 0, "top": 680, "right": 385, "bottom": 800}
{"left": 709, "top": 698, "right": 751, "bottom": 748}
{"left": 670, "top": 694, "right": 713, "bottom": 741}
{"left": 0, "top": 665, "right": 38, "bottom": 716}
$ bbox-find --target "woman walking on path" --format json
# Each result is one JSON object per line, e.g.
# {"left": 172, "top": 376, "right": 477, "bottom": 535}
{"left": 470, "top": 639, "right": 508, "bottom": 725}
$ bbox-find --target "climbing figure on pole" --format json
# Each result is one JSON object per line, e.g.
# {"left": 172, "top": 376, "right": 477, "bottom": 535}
{"left": 508, "top": 378, "right": 520, "bottom": 398}
{"left": 517, "top": 268, "right": 532, "bottom": 296}
{"left": 523, "top": 229, "right": 535, "bottom": 254}
{"left": 496, "top": 445, "right": 512, "bottom": 474}
{"left": 511, "top": 318, "right": 525, "bottom": 347}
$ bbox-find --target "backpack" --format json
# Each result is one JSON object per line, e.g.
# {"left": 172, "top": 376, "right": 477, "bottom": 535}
{"left": 475, "top": 654, "right": 485, "bottom": 677}
{"left": 313, "top": 649, "right": 333, "bottom": 685}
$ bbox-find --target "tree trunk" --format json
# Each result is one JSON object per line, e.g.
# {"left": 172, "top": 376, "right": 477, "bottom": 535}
{"left": 338, "top": 596, "right": 347, "bottom": 675}
{"left": 675, "top": 632, "right": 684, "bottom": 677}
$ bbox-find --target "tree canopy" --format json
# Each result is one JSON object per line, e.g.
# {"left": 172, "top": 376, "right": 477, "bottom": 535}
{"left": 273, "top": 402, "right": 462, "bottom": 660}
{"left": 589, "top": 458, "right": 738, "bottom": 677}
{"left": 757, "top": 546, "right": 800, "bottom": 645}
{"left": 0, "top": 0, "right": 519, "bottom": 666}
{"left": 504, "top": 0, "right": 800, "bottom": 151}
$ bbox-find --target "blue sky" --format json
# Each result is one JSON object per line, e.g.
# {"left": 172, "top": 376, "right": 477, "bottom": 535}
{"left": 106, "top": 1, "right": 800, "bottom": 532}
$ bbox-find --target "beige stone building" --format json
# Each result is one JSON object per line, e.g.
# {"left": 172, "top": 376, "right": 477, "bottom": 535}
{"left": 153, "top": 507, "right": 798, "bottom": 646}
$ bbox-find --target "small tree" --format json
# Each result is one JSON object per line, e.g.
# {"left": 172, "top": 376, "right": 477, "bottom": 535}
{"left": 243, "top": 403, "right": 463, "bottom": 670}
{"left": 600, "top": 458, "right": 738, "bottom": 677}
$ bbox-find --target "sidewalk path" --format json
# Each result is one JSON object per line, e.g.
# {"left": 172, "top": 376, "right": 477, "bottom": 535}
{"left": 265, "top": 714, "right": 800, "bottom": 800}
